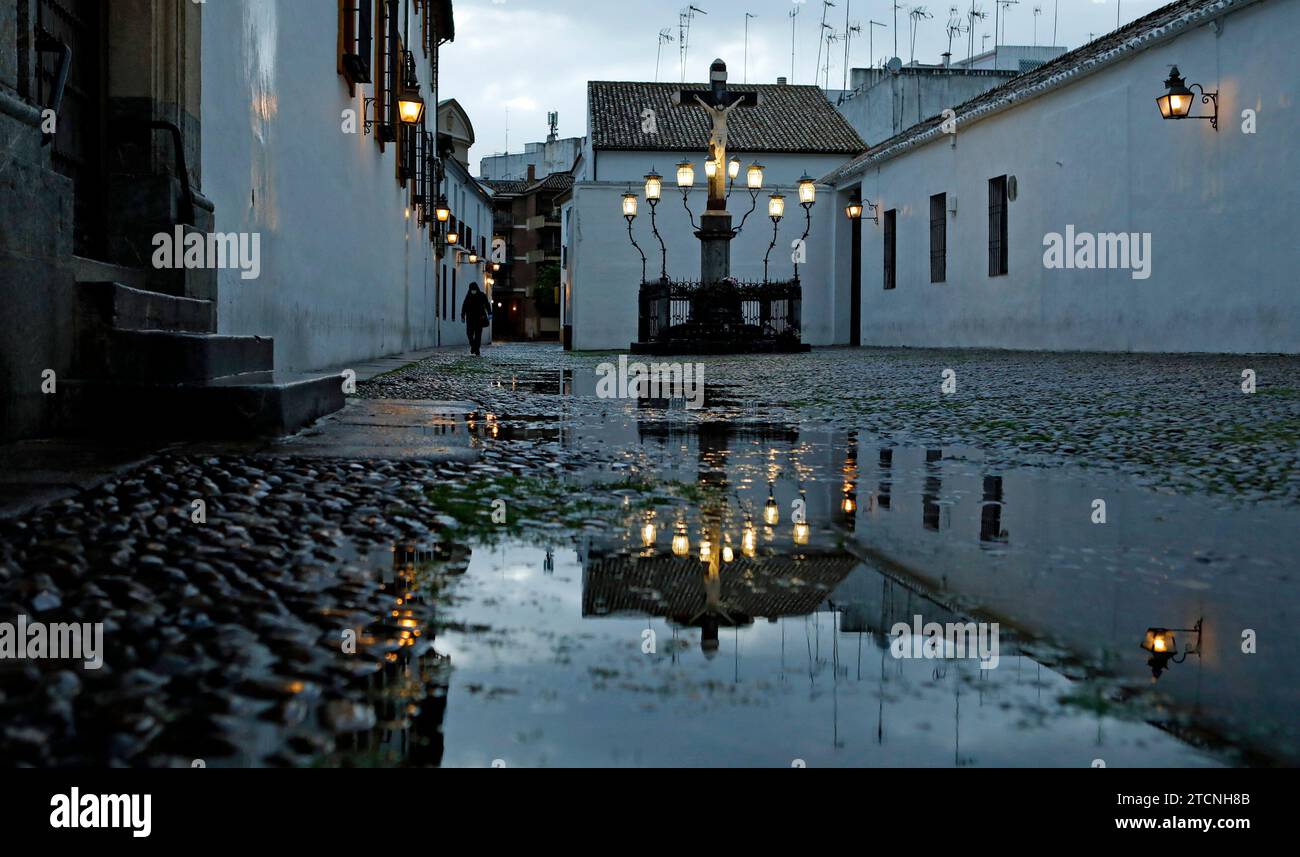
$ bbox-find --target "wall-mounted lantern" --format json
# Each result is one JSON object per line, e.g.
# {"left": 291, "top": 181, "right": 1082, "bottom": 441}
{"left": 468, "top": 251, "right": 479, "bottom": 265}
{"left": 396, "top": 87, "right": 427, "bottom": 125}
{"left": 446, "top": 228, "right": 460, "bottom": 246}
{"left": 1156, "top": 66, "right": 1218, "bottom": 130}
{"left": 845, "top": 191, "right": 880, "bottom": 225}
{"left": 764, "top": 488, "right": 780, "bottom": 527}
{"left": 1141, "top": 619, "right": 1204, "bottom": 679}
{"left": 672, "top": 523, "right": 691, "bottom": 558}
{"left": 434, "top": 196, "right": 451, "bottom": 223}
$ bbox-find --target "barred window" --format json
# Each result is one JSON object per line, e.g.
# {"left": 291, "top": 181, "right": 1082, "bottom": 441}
{"left": 883, "top": 209, "right": 897, "bottom": 291}
{"left": 339, "top": 1, "right": 373, "bottom": 86}
{"left": 930, "top": 193, "right": 947, "bottom": 283}
{"left": 988, "top": 175, "right": 1009, "bottom": 277}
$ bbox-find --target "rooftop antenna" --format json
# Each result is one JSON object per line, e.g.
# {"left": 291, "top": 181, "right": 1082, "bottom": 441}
{"left": 789, "top": 5, "right": 800, "bottom": 83}
{"left": 1032, "top": 5, "right": 1041, "bottom": 46}
{"left": 967, "top": 3, "right": 987, "bottom": 60}
{"left": 823, "top": 27, "right": 842, "bottom": 89}
{"left": 547, "top": 111, "right": 559, "bottom": 143}
{"left": 1052, "top": 0, "right": 1059, "bottom": 45}
{"left": 844, "top": 21, "right": 863, "bottom": 90}
{"left": 893, "top": 1, "right": 902, "bottom": 58}
{"left": 504, "top": 107, "right": 509, "bottom": 156}
{"left": 815, "top": 2, "right": 837, "bottom": 86}
{"left": 945, "top": 7, "right": 969, "bottom": 62}
{"left": 995, "top": 0, "right": 1019, "bottom": 51}
{"left": 1117, "top": 1, "right": 1122, "bottom": 28}
{"left": 655, "top": 28, "right": 675, "bottom": 83}
{"left": 744, "top": 12, "right": 756, "bottom": 83}
{"left": 908, "top": 6, "right": 934, "bottom": 65}
{"left": 869, "top": 20, "right": 887, "bottom": 71}
{"left": 679, "top": 6, "right": 707, "bottom": 84}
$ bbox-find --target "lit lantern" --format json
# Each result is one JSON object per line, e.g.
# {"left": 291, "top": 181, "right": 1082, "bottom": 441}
{"left": 845, "top": 197, "right": 864, "bottom": 220}
{"left": 468, "top": 252, "right": 479, "bottom": 264}
{"left": 492, "top": 262, "right": 501, "bottom": 272}
{"left": 793, "top": 522, "right": 811, "bottom": 546}
{"left": 798, "top": 173, "right": 817, "bottom": 205}
{"left": 676, "top": 160, "right": 696, "bottom": 188}
{"left": 1142, "top": 628, "right": 1177, "bottom": 655}
{"left": 397, "top": 88, "right": 426, "bottom": 125}
{"left": 435, "top": 197, "right": 451, "bottom": 223}
{"left": 728, "top": 157, "right": 742, "bottom": 180}
{"left": 768, "top": 193, "right": 786, "bottom": 220}
{"left": 446, "top": 229, "right": 460, "bottom": 245}
{"left": 644, "top": 168, "right": 663, "bottom": 201}
{"left": 842, "top": 492, "right": 857, "bottom": 514}
{"left": 704, "top": 157, "right": 719, "bottom": 180}
{"left": 764, "top": 492, "right": 780, "bottom": 526}
{"left": 622, "top": 191, "right": 639, "bottom": 219}
{"left": 1156, "top": 67, "right": 1195, "bottom": 120}
{"left": 747, "top": 162, "right": 765, "bottom": 190}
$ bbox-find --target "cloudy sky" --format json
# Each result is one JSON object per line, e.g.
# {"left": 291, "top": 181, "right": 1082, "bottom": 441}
{"left": 442, "top": 0, "right": 1171, "bottom": 174}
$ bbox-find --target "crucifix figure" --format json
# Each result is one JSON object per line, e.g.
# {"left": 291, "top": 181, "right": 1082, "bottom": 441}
{"left": 676, "top": 59, "right": 761, "bottom": 213}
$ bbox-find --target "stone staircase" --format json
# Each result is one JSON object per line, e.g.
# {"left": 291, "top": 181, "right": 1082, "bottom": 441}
{"left": 62, "top": 262, "right": 345, "bottom": 440}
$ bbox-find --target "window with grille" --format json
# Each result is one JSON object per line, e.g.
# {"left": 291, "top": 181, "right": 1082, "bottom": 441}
{"left": 930, "top": 193, "right": 947, "bottom": 283}
{"left": 988, "top": 175, "right": 1009, "bottom": 277}
{"left": 339, "top": 1, "right": 373, "bottom": 85}
{"left": 883, "top": 209, "right": 897, "bottom": 291}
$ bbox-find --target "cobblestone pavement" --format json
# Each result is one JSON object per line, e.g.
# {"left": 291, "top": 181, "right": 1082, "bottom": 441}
{"left": 2, "top": 343, "right": 1297, "bottom": 767}
{"left": 362, "top": 344, "right": 1300, "bottom": 504}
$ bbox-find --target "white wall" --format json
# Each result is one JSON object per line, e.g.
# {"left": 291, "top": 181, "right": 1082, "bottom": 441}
{"left": 849, "top": 0, "right": 1300, "bottom": 354}
{"left": 201, "top": 0, "right": 467, "bottom": 370}
{"left": 567, "top": 181, "right": 836, "bottom": 351}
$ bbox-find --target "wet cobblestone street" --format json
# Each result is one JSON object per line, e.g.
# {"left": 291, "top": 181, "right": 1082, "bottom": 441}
{"left": 2, "top": 344, "right": 1298, "bottom": 767}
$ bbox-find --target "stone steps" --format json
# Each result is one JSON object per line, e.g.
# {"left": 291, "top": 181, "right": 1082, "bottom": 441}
{"left": 77, "top": 281, "right": 216, "bottom": 334}
{"left": 74, "top": 328, "right": 274, "bottom": 384}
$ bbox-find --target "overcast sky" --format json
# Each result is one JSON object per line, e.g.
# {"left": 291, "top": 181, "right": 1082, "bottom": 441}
{"left": 442, "top": 0, "right": 1171, "bottom": 174}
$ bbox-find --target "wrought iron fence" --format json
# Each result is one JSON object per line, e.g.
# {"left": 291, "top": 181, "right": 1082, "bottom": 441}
{"left": 637, "top": 279, "right": 804, "bottom": 352}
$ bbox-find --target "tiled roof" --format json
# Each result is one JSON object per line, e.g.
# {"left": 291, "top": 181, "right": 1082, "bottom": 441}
{"left": 822, "top": 0, "right": 1257, "bottom": 185}
{"left": 479, "top": 173, "right": 575, "bottom": 197}
{"left": 589, "top": 81, "right": 865, "bottom": 154}
{"left": 531, "top": 173, "right": 575, "bottom": 192}
{"left": 479, "top": 179, "right": 529, "bottom": 196}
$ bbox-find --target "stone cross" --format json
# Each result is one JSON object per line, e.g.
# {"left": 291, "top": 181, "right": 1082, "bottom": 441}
{"left": 676, "top": 59, "right": 761, "bottom": 212}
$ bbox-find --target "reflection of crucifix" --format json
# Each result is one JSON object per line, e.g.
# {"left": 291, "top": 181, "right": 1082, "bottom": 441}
{"left": 676, "top": 59, "right": 761, "bottom": 213}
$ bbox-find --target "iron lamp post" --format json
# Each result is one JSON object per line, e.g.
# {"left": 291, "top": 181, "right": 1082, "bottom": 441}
{"left": 645, "top": 168, "right": 669, "bottom": 280}
{"left": 622, "top": 191, "right": 648, "bottom": 282}
{"left": 733, "top": 161, "right": 765, "bottom": 236}
{"left": 794, "top": 173, "right": 818, "bottom": 281}
{"left": 763, "top": 193, "right": 785, "bottom": 283}
{"left": 676, "top": 160, "right": 699, "bottom": 230}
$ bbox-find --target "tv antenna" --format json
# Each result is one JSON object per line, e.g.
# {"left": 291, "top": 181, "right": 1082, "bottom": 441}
{"left": 679, "top": 6, "right": 707, "bottom": 83}
{"left": 823, "top": 26, "right": 842, "bottom": 89}
{"left": 868, "top": 20, "right": 887, "bottom": 70}
{"left": 655, "top": 28, "right": 675, "bottom": 83}
{"left": 789, "top": 5, "right": 800, "bottom": 83}
{"left": 946, "top": 7, "right": 969, "bottom": 61}
{"left": 744, "top": 12, "right": 756, "bottom": 83}
{"left": 908, "top": 7, "right": 934, "bottom": 65}
{"left": 967, "top": 3, "right": 988, "bottom": 60}
{"left": 994, "top": 0, "right": 1019, "bottom": 50}
{"left": 815, "top": 2, "right": 837, "bottom": 87}
{"left": 1032, "top": 5, "right": 1041, "bottom": 46}
{"left": 843, "top": 21, "right": 863, "bottom": 90}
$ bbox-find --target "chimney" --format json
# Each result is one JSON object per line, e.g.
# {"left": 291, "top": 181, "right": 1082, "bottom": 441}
{"left": 527, "top": 164, "right": 536, "bottom": 183}
{"left": 777, "top": 76, "right": 788, "bottom": 86}
{"left": 942, "top": 52, "right": 951, "bottom": 68}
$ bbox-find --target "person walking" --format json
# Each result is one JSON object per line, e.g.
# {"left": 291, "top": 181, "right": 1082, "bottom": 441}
{"left": 461, "top": 282, "right": 491, "bottom": 357}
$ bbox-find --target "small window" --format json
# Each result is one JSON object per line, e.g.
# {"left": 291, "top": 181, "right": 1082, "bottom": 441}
{"left": 339, "top": 1, "right": 373, "bottom": 86}
{"left": 883, "top": 209, "right": 897, "bottom": 291}
{"left": 988, "top": 175, "right": 1009, "bottom": 277}
{"left": 930, "top": 193, "right": 947, "bottom": 283}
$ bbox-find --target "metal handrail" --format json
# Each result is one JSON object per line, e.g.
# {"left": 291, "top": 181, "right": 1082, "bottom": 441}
{"left": 149, "top": 120, "right": 196, "bottom": 225}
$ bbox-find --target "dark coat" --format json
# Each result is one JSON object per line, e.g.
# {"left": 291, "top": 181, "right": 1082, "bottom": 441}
{"left": 461, "top": 288, "right": 490, "bottom": 329}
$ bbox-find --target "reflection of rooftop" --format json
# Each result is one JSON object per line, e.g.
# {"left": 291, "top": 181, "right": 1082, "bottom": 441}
{"left": 583, "top": 551, "right": 857, "bottom": 622}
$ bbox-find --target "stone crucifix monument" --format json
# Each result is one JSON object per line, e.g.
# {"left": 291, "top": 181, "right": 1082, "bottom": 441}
{"left": 675, "top": 59, "right": 761, "bottom": 284}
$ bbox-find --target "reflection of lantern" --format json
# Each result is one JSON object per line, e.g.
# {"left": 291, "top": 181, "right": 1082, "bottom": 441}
{"left": 1142, "top": 628, "right": 1177, "bottom": 654}
{"left": 722, "top": 544, "right": 735, "bottom": 563}
{"left": 764, "top": 492, "right": 780, "bottom": 526}
{"left": 699, "top": 539, "right": 713, "bottom": 562}
{"left": 793, "top": 522, "right": 811, "bottom": 546}
{"left": 842, "top": 495, "right": 857, "bottom": 514}
{"left": 641, "top": 521, "right": 657, "bottom": 548}
{"left": 742, "top": 522, "right": 757, "bottom": 558}
{"left": 672, "top": 527, "right": 690, "bottom": 558}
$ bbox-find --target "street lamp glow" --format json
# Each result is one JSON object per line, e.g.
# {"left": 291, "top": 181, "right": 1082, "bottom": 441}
{"left": 622, "top": 191, "right": 639, "bottom": 219}
{"left": 1157, "top": 67, "right": 1195, "bottom": 119}
{"left": 704, "top": 157, "right": 719, "bottom": 180}
{"left": 468, "top": 252, "right": 479, "bottom": 264}
{"left": 446, "top": 230, "right": 460, "bottom": 245}
{"left": 672, "top": 526, "right": 690, "bottom": 558}
{"left": 793, "top": 522, "right": 811, "bottom": 546}
{"left": 845, "top": 198, "right": 864, "bottom": 220}
{"left": 644, "top": 169, "right": 663, "bottom": 201}
{"left": 676, "top": 160, "right": 696, "bottom": 188}
{"left": 747, "top": 162, "right": 765, "bottom": 190}
{"left": 768, "top": 193, "right": 786, "bottom": 220}
{"left": 641, "top": 521, "right": 657, "bottom": 547}
{"left": 434, "top": 197, "right": 451, "bottom": 222}
{"left": 798, "top": 173, "right": 817, "bottom": 205}
{"left": 728, "top": 157, "right": 742, "bottom": 180}
{"left": 764, "top": 492, "right": 780, "bottom": 526}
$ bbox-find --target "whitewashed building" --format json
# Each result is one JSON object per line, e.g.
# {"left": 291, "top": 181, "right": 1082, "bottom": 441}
{"left": 562, "top": 78, "right": 864, "bottom": 351}
{"left": 822, "top": 0, "right": 1300, "bottom": 354}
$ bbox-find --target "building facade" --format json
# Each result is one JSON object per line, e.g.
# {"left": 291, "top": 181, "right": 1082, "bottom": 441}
{"left": 479, "top": 132, "right": 582, "bottom": 182}
{"left": 563, "top": 78, "right": 864, "bottom": 351}
{"left": 823, "top": 0, "right": 1300, "bottom": 354}
{"left": 482, "top": 167, "right": 570, "bottom": 342}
